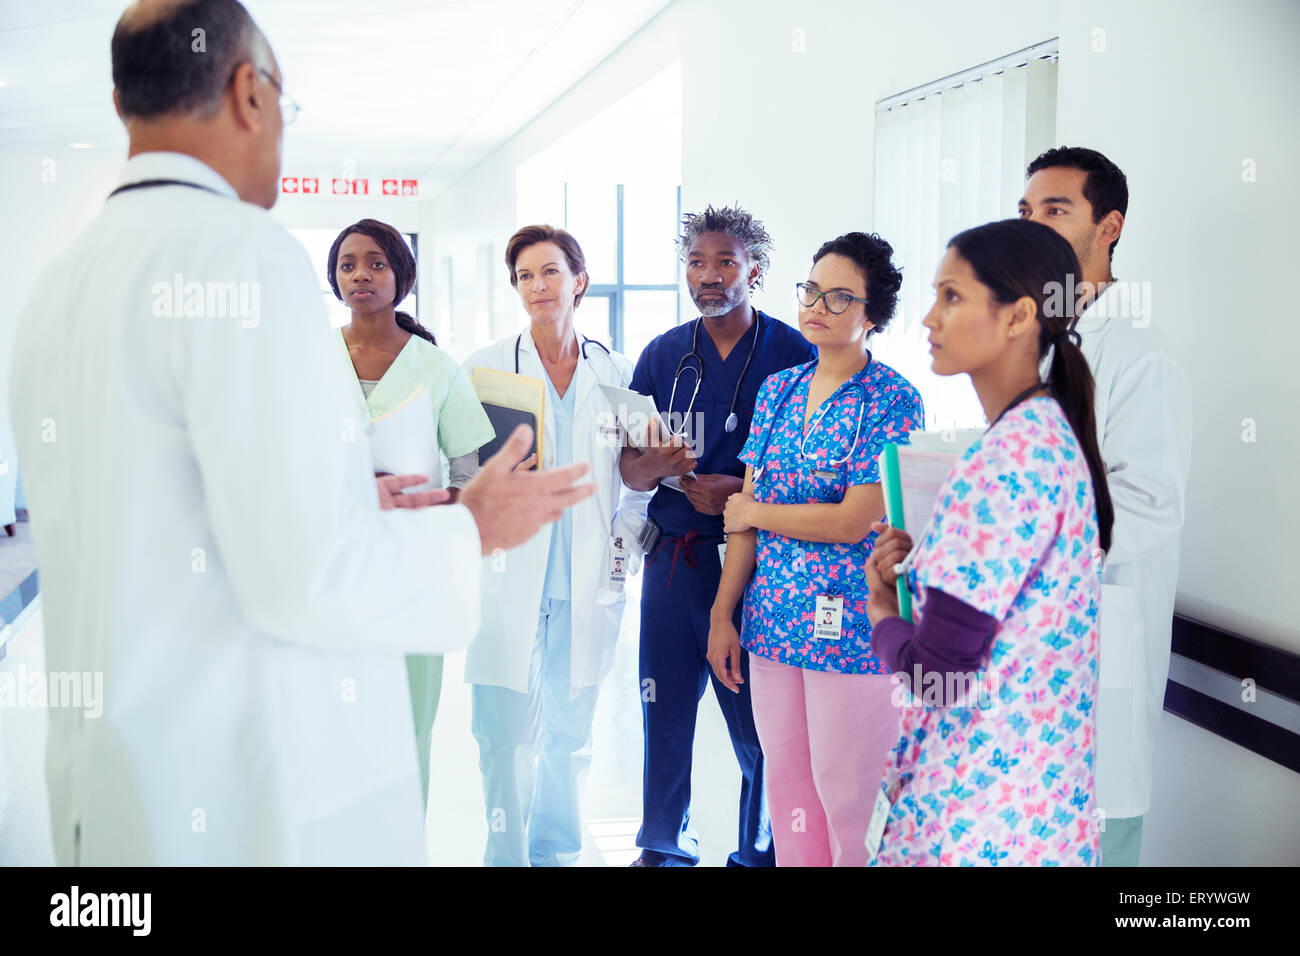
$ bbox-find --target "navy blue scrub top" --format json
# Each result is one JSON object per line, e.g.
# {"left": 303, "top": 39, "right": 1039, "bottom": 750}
{"left": 629, "top": 310, "right": 816, "bottom": 538}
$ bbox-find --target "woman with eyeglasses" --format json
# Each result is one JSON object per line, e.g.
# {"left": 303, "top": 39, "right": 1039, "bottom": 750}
{"left": 708, "top": 232, "right": 924, "bottom": 866}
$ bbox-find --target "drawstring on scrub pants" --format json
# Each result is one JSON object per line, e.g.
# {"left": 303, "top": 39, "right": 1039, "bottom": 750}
{"left": 647, "top": 529, "right": 701, "bottom": 589}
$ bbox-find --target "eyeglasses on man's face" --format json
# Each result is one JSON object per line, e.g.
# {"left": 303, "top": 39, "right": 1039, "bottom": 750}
{"left": 796, "top": 282, "right": 868, "bottom": 315}
{"left": 256, "top": 67, "right": 299, "bottom": 126}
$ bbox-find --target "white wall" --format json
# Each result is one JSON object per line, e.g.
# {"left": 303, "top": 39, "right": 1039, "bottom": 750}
{"left": 270, "top": 192, "right": 424, "bottom": 233}
{"left": 424, "top": 0, "right": 1300, "bottom": 863}
{"left": 1054, "top": 0, "right": 1300, "bottom": 654}
{"left": 1144, "top": 707, "right": 1300, "bottom": 865}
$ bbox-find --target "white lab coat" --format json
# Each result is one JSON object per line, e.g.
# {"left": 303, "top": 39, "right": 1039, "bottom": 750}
{"left": 9, "top": 152, "right": 481, "bottom": 865}
{"left": 1076, "top": 281, "right": 1193, "bottom": 820}
{"left": 462, "top": 331, "right": 651, "bottom": 698}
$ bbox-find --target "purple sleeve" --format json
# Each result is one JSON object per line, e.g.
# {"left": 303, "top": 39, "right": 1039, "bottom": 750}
{"left": 871, "top": 588, "right": 997, "bottom": 677}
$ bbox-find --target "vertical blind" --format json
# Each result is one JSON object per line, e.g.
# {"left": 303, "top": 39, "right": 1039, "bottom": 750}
{"left": 873, "top": 43, "right": 1059, "bottom": 430}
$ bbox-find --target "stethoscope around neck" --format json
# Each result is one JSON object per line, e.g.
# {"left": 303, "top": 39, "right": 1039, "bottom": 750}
{"left": 514, "top": 330, "right": 612, "bottom": 378}
{"left": 669, "top": 310, "right": 761, "bottom": 436}
{"left": 752, "top": 355, "right": 872, "bottom": 484}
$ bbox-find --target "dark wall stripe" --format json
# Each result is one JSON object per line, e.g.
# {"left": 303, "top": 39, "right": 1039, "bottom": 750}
{"left": 1164, "top": 680, "right": 1300, "bottom": 775}
{"left": 1172, "top": 614, "right": 1300, "bottom": 706}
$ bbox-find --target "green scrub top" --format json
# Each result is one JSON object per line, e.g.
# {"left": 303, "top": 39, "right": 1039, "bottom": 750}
{"left": 338, "top": 329, "right": 496, "bottom": 461}
{"left": 337, "top": 328, "right": 494, "bottom": 810}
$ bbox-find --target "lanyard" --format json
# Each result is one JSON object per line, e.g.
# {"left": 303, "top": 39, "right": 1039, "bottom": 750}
{"left": 988, "top": 382, "right": 1048, "bottom": 430}
{"left": 107, "top": 179, "right": 225, "bottom": 200}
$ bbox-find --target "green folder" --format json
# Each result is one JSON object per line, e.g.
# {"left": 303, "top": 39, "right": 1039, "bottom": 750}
{"left": 878, "top": 442, "right": 913, "bottom": 623}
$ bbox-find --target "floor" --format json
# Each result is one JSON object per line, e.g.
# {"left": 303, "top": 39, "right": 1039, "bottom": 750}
{"left": 425, "top": 568, "right": 741, "bottom": 866}
{"left": 0, "top": 567, "right": 745, "bottom": 867}
{"left": 0, "top": 601, "right": 55, "bottom": 865}
{"left": 0, "top": 518, "right": 37, "bottom": 654}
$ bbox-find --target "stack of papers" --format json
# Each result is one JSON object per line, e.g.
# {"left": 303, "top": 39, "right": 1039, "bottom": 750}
{"left": 877, "top": 428, "right": 983, "bottom": 621}
{"left": 369, "top": 387, "right": 439, "bottom": 492}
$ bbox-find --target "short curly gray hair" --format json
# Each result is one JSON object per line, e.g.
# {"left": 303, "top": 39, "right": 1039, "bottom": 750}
{"left": 677, "top": 203, "right": 773, "bottom": 289}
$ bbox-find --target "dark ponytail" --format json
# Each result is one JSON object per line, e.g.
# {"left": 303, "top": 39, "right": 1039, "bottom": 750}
{"left": 1044, "top": 329, "right": 1111, "bottom": 551}
{"left": 328, "top": 219, "right": 436, "bottom": 345}
{"left": 948, "top": 219, "right": 1114, "bottom": 554}
{"left": 394, "top": 310, "right": 435, "bottom": 345}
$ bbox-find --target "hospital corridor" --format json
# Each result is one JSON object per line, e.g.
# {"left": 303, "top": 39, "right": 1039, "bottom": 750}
{"left": 0, "top": 2, "right": 1297, "bottom": 935}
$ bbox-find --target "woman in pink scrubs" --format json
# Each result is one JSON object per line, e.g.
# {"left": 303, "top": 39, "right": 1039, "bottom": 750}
{"left": 707, "top": 232, "right": 923, "bottom": 866}
{"left": 864, "top": 219, "right": 1114, "bottom": 866}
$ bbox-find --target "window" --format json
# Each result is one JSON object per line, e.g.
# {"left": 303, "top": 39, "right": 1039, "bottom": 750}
{"left": 872, "top": 40, "right": 1059, "bottom": 430}
{"left": 514, "top": 61, "right": 683, "bottom": 367}
{"left": 568, "top": 183, "right": 681, "bottom": 361}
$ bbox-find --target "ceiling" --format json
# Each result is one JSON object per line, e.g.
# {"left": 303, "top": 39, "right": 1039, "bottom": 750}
{"left": 0, "top": 0, "right": 672, "bottom": 197}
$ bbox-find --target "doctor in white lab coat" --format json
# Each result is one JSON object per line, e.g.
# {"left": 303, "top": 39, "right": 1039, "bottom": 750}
{"left": 464, "top": 225, "right": 651, "bottom": 866}
{"left": 1074, "top": 280, "right": 1192, "bottom": 833}
{"left": 8, "top": 2, "right": 591, "bottom": 866}
{"left": 1021, "top": 147, "right": 1193, "bottom": 865}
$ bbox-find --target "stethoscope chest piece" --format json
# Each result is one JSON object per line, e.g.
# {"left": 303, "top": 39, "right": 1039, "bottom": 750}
{"left": 724, "top": 412, "right": 738, "bottom": 433}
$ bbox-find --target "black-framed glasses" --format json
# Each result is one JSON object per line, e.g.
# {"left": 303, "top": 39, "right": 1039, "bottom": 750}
{"left": 796, "top": 282, "right": 868, "bottom": 314}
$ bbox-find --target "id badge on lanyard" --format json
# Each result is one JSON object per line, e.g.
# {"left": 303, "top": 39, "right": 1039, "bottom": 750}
{"left": 865, "top": 778, "right": 901, "bottom": 863}
{"left": 597, "top": 535, "right": 630, "bottom": 605}
{"left": 607, "top": 536, "right": 628, "bottom": 589}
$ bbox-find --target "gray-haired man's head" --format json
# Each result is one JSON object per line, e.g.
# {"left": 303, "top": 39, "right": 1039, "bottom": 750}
{"left": 678, "top": 204, "right": 772, "bottom": 318}
{"left": 112, "top": 0, "right": 269, "bottom": 119}
{"left": 111, "top": 0, "right": 285, "bottom": 208}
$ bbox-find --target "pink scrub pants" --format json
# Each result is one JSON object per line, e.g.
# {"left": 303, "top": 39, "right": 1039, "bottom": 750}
{"left": 749, "top": 654, "right": 899, "bottom": 867}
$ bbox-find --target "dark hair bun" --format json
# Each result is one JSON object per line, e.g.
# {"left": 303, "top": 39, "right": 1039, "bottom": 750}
{"left": 811, "top": 232, "right": 903, "bottom": 333}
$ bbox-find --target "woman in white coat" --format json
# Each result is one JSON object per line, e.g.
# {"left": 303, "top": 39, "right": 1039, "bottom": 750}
{"left": 463, "top": 225, "right": 651, "bottom": 867}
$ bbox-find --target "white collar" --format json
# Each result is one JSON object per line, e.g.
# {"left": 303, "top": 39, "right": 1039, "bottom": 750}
{"left": 1073, "top": 278, "right": 1122, "bottom": 335}
{"left": 518, "top": 325, "right": 584, "bottom": 360}
{"left": 116, "top": 151, "right": 239, "bottom": 200}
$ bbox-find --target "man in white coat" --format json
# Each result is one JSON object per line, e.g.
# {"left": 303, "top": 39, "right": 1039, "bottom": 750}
{"left": 9, "top": 0, "right": 592, "bottom": 865}
{"left": 1020, "top": 146, "right": 1193, "bottom": 866}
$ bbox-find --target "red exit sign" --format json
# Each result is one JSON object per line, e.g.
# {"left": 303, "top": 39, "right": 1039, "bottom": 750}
{"left": 331, "top": 177, "right": 369, "bottom": 195}
{"left": 281, "top": 176, "right": 418, "bottom": 197}
{"left": 280, "top": 176, "right": 319, "bottom": 194}
{"left": 382, "top": 179, "right": 419, "bottom": 197}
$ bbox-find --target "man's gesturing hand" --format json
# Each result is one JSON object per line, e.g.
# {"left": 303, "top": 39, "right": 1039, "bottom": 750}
{"left": 459, "top": 425, "right": 595, "bottom": 556}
